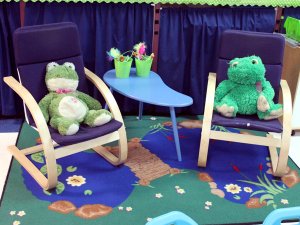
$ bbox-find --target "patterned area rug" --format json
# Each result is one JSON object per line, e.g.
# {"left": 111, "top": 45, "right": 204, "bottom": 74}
{"left": 1, "top": 116, "right": 299, "bottom": 225}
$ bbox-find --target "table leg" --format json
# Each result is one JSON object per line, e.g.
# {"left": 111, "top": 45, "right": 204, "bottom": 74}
{"left": 138, "top": 102, "right": 143, "bottom": 120}
{"left": 105, "top": 88, "right": 114, "bottom": 110}
{"left": 169, "top": 107, "right": 182, "bottom": 161}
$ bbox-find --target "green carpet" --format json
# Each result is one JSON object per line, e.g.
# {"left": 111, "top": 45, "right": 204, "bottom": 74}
{"left": 1, "top": 116, "right": 299, "bottom": 225}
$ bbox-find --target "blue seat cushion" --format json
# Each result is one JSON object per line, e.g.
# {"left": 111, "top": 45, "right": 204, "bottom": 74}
{"left": 47, "top": 119, "right": 122, "bottom": 146}
{"left": 212, "top": 113, "right": 283, "bottom": 133}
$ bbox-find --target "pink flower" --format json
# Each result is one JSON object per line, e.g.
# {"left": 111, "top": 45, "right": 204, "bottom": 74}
{"left": 139, "top": 44, "right": 146, "bottom": 55}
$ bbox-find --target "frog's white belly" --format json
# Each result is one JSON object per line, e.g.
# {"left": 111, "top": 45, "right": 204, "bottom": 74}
{"left": 58, "top": 96, "right": 87, "bottom": 120}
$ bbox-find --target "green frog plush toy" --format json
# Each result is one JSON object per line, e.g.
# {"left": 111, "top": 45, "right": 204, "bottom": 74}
{"left": 214, "top": 55, "right": 282, "bottom": 120}
{"left": 39, "top": 62, "right": 112, "bottom": 135}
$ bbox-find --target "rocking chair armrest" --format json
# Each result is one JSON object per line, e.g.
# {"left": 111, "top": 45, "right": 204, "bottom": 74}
{"left": 3, "top": 76, "right": 58, "bottom": 188}
{"left": 203, "top": 72, "right": 217, "bottom": 123}
{"left": 84, "top": 68, "right": 124, "bottom": 123}
{"left": 3, "top": 76, "right": 52, "bottom": 140}
{"left": 3, "top": 76, "right": 53, "bottom": 145}
{"left": 280, "top": 79, "right": 293, "bottom": 131}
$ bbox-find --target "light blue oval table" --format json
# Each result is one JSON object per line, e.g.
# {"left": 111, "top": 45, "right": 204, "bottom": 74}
{"left": 103, "top": 68, "right": 193, "bottom": 161}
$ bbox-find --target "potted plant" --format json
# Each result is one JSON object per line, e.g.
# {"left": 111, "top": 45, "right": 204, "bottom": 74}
{"left": 107, "top": 48, "right": 133, "bottom": 78}
{"left": 133, "top": 42, "right": 154, "bottom": 77}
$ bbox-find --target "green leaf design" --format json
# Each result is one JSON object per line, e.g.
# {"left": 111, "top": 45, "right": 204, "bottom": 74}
{"left": 233, "top": 195, "right": 241, "bottom": 200}
{"left": 31, "top": 152, "right": 44, "bottom": 164}
{"left": 266, "top": 200, "right": 275, "bottom": 206}
{"left": 238, "top": 180, "right": 264, "bottom": 187}
{"left": 257, "top": 176, "right": 279, "bottom": 195}
{"left": 67, "top": 166, "right": 77, "bottom": 172}
{"left": 250, "top": 190, "right": 268, "bottom": 197}
{"left": 259, "top": 194, "right": 274, "bottom": 204}
{"left": 84, "top": 190, "right": 93, "bottom": 195}
{"left": 56, "top": 182, "right": 65, "bottom": 195}
{"left": 271, "top": 180, "right": 286, "bottom": 191}
{"left": 43, "top": 190, "right": 52, "bottom": 196}
{"left": 40, "top": 164, "right": 62, "bottom": 176}
{"left": 264, "top": 174, "right": 282, "bottom": 193}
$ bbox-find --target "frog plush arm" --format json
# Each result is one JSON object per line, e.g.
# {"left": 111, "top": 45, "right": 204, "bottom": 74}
{"left": 76, "top": 91, "right": 102, "bottom": 110}
{"left": 214, "top": 79, "right": 237, "bottom": 103}
{"left": 257, "top": 79, "right": 275, "bottom": 112}
{"left": 38, "top": 92, "right": 55, "bottom": 122}
{"left": 261, "top": 79, "right": 275, "bottom": 100}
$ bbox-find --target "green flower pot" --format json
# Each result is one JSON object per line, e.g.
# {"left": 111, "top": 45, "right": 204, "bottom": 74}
{"left": 114, "top": 58, "right": 133, "bottom": 78}
{"left": 135, "top": 56, "right": 153, "bottom": 77}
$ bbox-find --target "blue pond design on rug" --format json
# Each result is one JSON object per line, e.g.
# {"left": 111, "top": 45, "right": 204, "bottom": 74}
{"left": 141, "top": 124, "right": 289, "bottom": 207}
{"left": 22, "top": 151, "right": 136, "bottom": 207}
{"left": 22, "top": 122, "right": 291, "bottom": 209}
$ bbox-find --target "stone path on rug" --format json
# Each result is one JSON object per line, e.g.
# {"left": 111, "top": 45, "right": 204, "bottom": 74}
{"left": 111, "top": 141, "right": 171, "bottom": 182}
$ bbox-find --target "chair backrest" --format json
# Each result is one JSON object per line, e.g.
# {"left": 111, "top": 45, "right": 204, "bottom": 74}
{"left": 13, "top": 22, "right": 89, "bottom": 125}
{"left": 216, "top": 30, "right": 285, "bottom": 102}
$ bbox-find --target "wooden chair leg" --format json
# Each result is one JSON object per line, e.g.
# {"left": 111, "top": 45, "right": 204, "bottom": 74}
{"left": 267, "top": 134, "right": 291, "bottom": 177}
{"left": 8, "top": 145, "right": 58, "bottom": 190}
{"left": 198, "top": 123, "right": 211, "bottom": 167}
{"left": 93, "top": 126, "right": 128, "bottom": 165}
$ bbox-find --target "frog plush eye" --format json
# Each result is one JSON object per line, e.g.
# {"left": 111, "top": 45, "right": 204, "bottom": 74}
{"left": 47, "top": 62, "right": 59, "bottom": 72}
{"left": 231, "top": 61, "right": 239, "bottom": 68}
{"left": 252, "top": 59, "right": 258, "bottom": 64}
{"left": 63, "top": 62, "right": 75, "bottom": 70}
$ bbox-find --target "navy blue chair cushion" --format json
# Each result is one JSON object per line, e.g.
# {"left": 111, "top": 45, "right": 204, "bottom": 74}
{"left": 213, "top": 30, "right": 285, "bottom": 132}
{"left": 212, "top": 113, "right": 283, "bottom": 133}
{"left": 14, "top": 22, "right": 82, "bottom": 66}
{"left": 13, "top": 22, "right": 122, "bottom": 144}
{"left": 50, "top": 119, "right": 122, "bottom": 146}
{"left": 217, "top": 30, "right": 285, "bottom": 102}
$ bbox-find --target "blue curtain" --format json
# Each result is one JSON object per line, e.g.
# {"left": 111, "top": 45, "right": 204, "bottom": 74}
{"left": 0, "top": 2, "right": 21, "bottom": 116}
{"left": 25, "top": 2, "right": 154, "bottom": 114}
{"left": 158, "top": 7, "right": 276, "bottom": 114}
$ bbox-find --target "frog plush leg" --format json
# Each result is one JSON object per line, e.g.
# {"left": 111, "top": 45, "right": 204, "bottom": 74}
{"left": 84, "top": 109, "right": 112, "bottom": 127}
{"left": 215, "top": 95, "right": 238, "bottom": 118}
{"left": 50, "top": 116, "right": 79, "bottom": 135}
{"left": 257, "top": 101, "right": 283, "bottom": 120}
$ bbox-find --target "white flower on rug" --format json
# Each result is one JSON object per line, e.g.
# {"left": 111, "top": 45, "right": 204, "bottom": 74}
{"left": 175, "top": 186, "right": 180, "bottom": 189}
{"left": 118, "top": 206, "right": 124, "bottom": 211}
{"left": 9, "top": 211, "right": 16, "bottom": 216}
{"left": 17, "top": 211, "right": 26, "bottom": 217}
{"left": 150, "top": 117, "right": 157, "bottom": 121}
{"left": 126, "top": 207, "right": 133, "bottom": 212}
{"left": 155, "top": 193, "right": 163, "bottom": 198}
{"left": 13, "top": 221, "right": 21, "bottom": 225}
{"left": 147, "top": 218, "right": 153, "bottom": 222}
{"left": 204, "top": 206, "right": 210, "bottom": 210}
{"left": 66, "top": 175, "right": 86, "bottom": 187}
{"left": 224, "top": 184, "right": 242, "bottom": 194}
{"left": 243, "top": 187, "right": 253, "bottom": 193}
{"left": 177, "top": 188, "right": 185, "bottom": 194}
{"left": 281, "top": 199, "right": 289, "bottom": 205}
{"left": 205, "top": 201, "right": 212, "bottom": 206}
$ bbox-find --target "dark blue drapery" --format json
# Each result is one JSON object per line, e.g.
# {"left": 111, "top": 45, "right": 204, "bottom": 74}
{"left": 158, "top": 7, "right": 276, "bottom": 114}
{"left": 0, "top": 4, "right": 284, "bottom": 116}
{"left": 24, "top": 2, "right": 154, "bottom": 114}
{"left": 0, "top": 2, "right": 21, "bottom": 116}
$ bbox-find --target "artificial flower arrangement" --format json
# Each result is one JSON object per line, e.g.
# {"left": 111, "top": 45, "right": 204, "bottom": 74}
{"left": 106, "top": 42, "right": 154, "bottom": 78}
{"left": 132, "top": 42, "right": 155, "bottom": 60}
{"left": 107, "top": 47, "right": 133, "bottom": 78}
{"left": 106, "top": 48, "right": 133, "bottom": 62}
{"left": 132, "top": 42, "right": 154, "bottom": 77}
